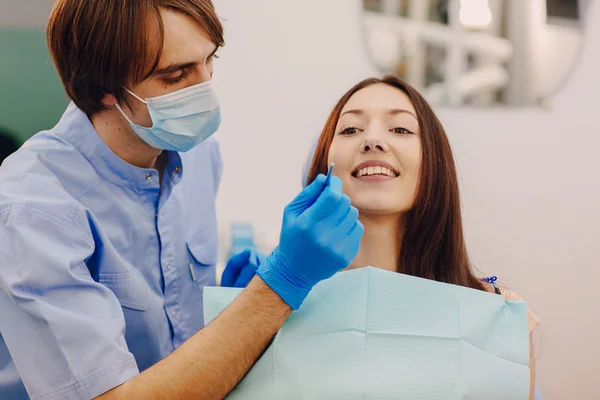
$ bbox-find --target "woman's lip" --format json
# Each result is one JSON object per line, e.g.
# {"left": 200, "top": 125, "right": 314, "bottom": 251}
{"left": 353, "top": 175, "right": 396, "bottom": 183}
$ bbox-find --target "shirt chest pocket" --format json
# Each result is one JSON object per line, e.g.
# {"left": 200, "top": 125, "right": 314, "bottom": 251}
{"left": 186, "top": 228, "right": 218, "bottom": 286}
{"left": 98, "top": 269, "right": 150, "bottom": 311}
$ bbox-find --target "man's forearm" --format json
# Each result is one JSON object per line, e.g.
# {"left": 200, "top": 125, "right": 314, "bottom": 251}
{"left": 97, "top": 276, "right": 291, "bottom": 399}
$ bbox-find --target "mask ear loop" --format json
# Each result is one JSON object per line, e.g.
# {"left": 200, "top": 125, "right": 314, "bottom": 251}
{"left": 124, "top": 88, "right": 147, "bottom": 104}
{"left": 114, "top": 88, "right": 147, "bottom": 125}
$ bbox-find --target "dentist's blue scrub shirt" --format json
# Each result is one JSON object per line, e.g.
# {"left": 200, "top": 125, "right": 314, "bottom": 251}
{"left": 0, "top": 103, "right": 223, "bottom": 400}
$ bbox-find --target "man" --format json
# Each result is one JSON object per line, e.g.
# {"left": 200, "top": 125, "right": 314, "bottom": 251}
{"left": 0, "top": 1, "right": 363, "bottom": 399}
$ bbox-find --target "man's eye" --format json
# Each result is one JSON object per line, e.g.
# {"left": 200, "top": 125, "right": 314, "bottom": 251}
{"left": 163, "top": 69, "right": 189, "bottom": 84}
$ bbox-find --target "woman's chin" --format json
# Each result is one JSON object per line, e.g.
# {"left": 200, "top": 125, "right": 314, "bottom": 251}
{"left": 353, "top": 201, "right": 411, "bottom": 217}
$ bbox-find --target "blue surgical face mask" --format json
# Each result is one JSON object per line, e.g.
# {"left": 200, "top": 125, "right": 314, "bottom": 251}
{"left": 115, "top": 80, "right": 221, "bottom": 152}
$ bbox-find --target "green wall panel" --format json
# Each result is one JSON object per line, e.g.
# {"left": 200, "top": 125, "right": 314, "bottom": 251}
{"left": 0, "top": 29, "right": 69, "bottom": 144}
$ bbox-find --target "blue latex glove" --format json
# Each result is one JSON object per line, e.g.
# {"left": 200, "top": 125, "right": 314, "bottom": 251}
{"left": 257, "top": 174, "right": 363, "bottom": 310}
{"left": 222, "top": 249, "right": 266, "bottom": 288}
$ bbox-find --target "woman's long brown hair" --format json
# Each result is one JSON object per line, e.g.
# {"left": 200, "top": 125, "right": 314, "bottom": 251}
{"left": 307, "top": 75, "right": 485, "bottom": 291}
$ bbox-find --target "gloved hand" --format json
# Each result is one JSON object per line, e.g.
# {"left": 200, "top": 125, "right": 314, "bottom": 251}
{"left": 257, "top": 174, "right": 363, "bottom": 310}
{"left": 221, "top": 249, "right": 266, "bottom": 288}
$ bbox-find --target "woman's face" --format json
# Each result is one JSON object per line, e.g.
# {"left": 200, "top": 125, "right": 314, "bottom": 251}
{"left": 328, "top": 83, "right": 422, "bottom": 216}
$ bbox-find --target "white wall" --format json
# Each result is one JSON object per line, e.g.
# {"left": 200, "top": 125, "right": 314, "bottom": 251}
{"left": 0, "top": 0, "right": 54, "bottom": 28}
{"left": 213, "top": 0, "right": 600, "bottom": 398}
{"left": 211, "top": 0, "right": 375, "bottom": 247}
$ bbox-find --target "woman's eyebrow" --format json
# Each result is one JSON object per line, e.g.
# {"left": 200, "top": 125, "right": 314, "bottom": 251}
{"left": 341, "top": 108, "right": 417, "bottom": 120}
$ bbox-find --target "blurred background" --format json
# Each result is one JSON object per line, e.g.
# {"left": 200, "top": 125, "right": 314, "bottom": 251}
{"left": 363, "top": 0, "right": 588, "bottom": 106}
{"left": 1, "top": 0, "right": 598, "bottom": 398}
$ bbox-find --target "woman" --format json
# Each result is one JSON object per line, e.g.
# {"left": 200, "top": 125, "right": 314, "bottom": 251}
{"left": 305, "top": 75, "right": 539, "bottom": 399}
{"left": 212, "top": 75, "right": 541, "bottom": 399}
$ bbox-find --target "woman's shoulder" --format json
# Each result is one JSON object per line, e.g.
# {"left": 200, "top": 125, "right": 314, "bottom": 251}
{"left": 483, "top": 281, "right": 540, "bottom": 334}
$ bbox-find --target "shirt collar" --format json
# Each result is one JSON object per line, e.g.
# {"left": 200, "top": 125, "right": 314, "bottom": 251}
{"left": 55, "top": 102, "right": 184, "bottom": 189}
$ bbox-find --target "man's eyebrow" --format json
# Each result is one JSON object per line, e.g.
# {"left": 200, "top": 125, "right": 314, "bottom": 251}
{"left": 153, "top": 62, "right": 197, "bottom": 76}
{"left": 153, "top": 45, "right": 219, "bottom": 76}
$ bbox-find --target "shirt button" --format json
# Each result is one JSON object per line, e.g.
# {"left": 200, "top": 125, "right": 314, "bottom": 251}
{"left": 164, "top": 263, "right": 171, "bottom": 271}
{"left": 174, "top": 166, "right": 181, "bottom": 173}
{"left": 145, "top": 173, "right": 152, "bottom": 180}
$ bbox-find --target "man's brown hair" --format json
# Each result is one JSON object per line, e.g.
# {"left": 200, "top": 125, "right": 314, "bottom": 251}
{"left": 47, "top": 0, "right": 224, "bottom": 116}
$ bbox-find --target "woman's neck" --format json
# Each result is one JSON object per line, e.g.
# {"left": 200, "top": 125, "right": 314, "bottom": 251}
{"left": 346, "top": 213, "right": 405, "bottom": 273}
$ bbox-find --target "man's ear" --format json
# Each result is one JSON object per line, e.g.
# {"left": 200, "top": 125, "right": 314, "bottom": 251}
{"left": 101, "top": 94, "right": 117, "bottom": 107}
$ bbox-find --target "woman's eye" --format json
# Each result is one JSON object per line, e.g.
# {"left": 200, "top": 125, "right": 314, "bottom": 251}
{"left": 392, "top": 127, "right": 413, "bottom": 134}
{"left": 339, "top": 127, "right": 359, "bottom": 135}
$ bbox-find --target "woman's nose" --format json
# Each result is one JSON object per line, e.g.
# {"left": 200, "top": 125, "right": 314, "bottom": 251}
{"left": 360, "top": 130, "right": 390, "bottom": 153}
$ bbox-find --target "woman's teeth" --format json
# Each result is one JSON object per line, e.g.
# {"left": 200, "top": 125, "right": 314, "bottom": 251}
{"left": 355, "top": 166, "right": 397, "bottom": 178}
